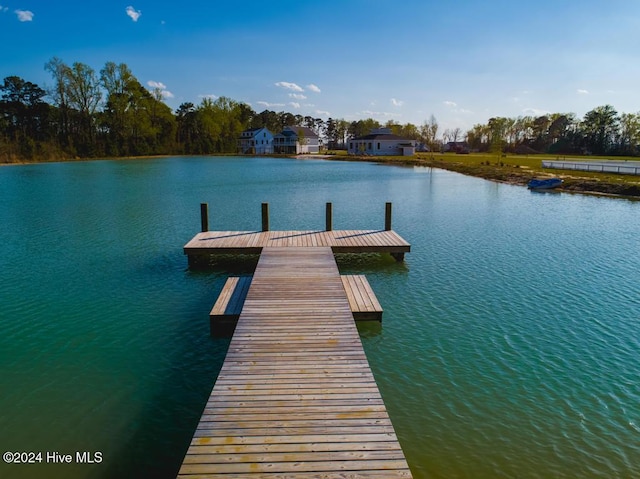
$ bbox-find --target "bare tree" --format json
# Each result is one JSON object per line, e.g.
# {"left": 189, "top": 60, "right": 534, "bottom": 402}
{"left": 420, "top": 114, "right": 439, "bottom": 151}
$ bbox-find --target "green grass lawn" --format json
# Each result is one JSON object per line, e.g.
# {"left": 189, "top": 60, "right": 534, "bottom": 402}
{"left": 324, "top": 150, "right": 640, "bottom": 197}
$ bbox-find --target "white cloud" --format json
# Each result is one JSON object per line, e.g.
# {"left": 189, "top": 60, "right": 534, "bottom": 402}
{"left": 15, "top": 9, "right": 34, "bottom": 21}
{"left": 275, "top": 81, "right": 303, "bottom": 92}
{"left": 289, "top": 93, "right": 307, "bottom": 100}
{"left": 198, "top": 94, "right": 218, "bottom": 99}
{"left": 522, "top": 107, "right": 550, "bottom": 116}
{"left": 361, "top": 110, "right": 400, "bottom": 118}
{"left": 289, "top": 102, "right": 301, "bottom": 109}
{"left": 147, "top": 80, "right": 173, "bottom": 98}
{"left": 257, "top": 101, "right": 285, "bottom": 108}
{"left": 443, "top": 100, "right": 472, "bottom": 115}
{"left": 315, "top": 110, "right": 330, "bottom": 116}
{"left": 577, "top": 89, "right": 589, "bottom": 95}
{"left": 126, "top": 6, "right": 141, "bottom": 22}
{"left": 306, "top": 84, "right": 321, "bottom": 93}
{"left": 391, "top": 98, "right": 404, "bottom": 107}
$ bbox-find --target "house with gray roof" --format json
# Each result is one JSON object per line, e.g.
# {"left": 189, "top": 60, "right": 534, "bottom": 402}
{"left": 347, "top": 128, "right": 415, "bottom": 156}
{"left": 273, "top": 126, "right": 320, "bottom": 154}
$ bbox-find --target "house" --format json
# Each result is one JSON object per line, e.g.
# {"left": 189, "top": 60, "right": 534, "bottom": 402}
{"left": 443, "top": 141, "right": 470, "bottom": 154}
{"left": 273, "top": 126, "right": 320, "bottom": 154}
{"left": 238, "top": 127, "right": 274, "bottom": 154}
{"left": 347, "top": 128, "right": 416, "bottom": 156}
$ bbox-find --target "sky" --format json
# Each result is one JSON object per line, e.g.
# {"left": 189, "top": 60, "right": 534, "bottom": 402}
{"left": 2, "top": 0, "right": 640, "bottom": 132}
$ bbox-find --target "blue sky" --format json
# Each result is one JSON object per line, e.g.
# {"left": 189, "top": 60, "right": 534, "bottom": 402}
{"left": 2, "top": 0, "right": 640, "bottom": 131}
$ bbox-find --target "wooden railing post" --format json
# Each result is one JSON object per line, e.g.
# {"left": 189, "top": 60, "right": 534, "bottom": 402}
{"left": 261, "top": 203, "right": 270, "bottom": 232}
{"left": 385, "top": 202, "right": 392, "bottom": 231}
{"left": 326, "top": 202, "right": 333, "bottom": 231}
{"left": 200, "top": 203, "right": 209, "bottom": 232}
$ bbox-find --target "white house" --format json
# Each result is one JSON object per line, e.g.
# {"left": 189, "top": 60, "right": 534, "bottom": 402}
{"left": 238, "top": 127, "right": 274, "bottom": 154}
{"left": 347, "top": 128, "right": 416, "bottom": 156}
{"left": 273, "top": 126, "right": 320, "bottom": 154}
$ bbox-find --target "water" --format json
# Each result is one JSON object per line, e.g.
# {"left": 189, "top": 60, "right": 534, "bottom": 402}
{"left": 0, "top": 157, "right": 639, "bottom": 478}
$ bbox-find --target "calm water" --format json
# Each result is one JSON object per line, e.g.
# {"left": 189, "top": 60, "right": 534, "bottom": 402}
{"left": 1, "top": 156, "right": 639, "bottom": 478}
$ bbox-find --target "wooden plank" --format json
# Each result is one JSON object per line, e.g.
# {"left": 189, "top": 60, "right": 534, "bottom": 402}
{"left": 209, "top": 276, "right": 252, "bottom": 335}
{"left": 212, "top": 274, "right": 382, "bottom": 326}
{"left": 186, "top": 441, "right": 402, "bottom": 454}
{"left": 180, "top": 460, "right": 412, "bottom": 475}
{"left": 341, "top": 275, "right": 383, "bottom": 321}
{"left": 210, "top": 277, "right": 239, "bottom": 316}
{"left": 178, "top": 472, "right": 411, "bottom": 479}
{"left": 184, "top": 229, "right": 411, "bottom": 258}
{"left": 179, "top": 246, "right": 412, "bottom": 478}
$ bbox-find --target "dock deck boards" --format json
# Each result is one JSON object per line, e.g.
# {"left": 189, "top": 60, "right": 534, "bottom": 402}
{"left": 341, "top": 274, "right": 383, "bottom": 321}
{"left": 184, "top": 229, "right": 411, "bottom": 256}
{"left": 179, "top": 247, "right": 412, "bottom": 478}
{"left": 210, "top": 274, "right": 383, "bottom": 328}
{"left": 210, "top": 276, "right": 252, "bottom": 320}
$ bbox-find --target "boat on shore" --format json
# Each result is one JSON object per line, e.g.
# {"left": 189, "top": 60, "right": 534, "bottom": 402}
{"left": 527, "top": 177, "right": 563, "bottom": 190}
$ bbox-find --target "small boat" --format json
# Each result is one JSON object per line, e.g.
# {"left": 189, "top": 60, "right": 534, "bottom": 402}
{"left": 527, "top": 178, "right": 563, "bottom": 190}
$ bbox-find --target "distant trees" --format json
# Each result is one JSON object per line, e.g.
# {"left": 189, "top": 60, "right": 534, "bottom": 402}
{"left": 421, "top": 115, "right": 439, "bottom": 151}
{"left": 3, "top": 58, "right": 179, "bottom": 159}
{"left": 0, "top": 75, "right": 52, "bottom": 158}
{"left": 100, "top": 61, "right": 135, "bottom": 156}
{"left": 4, "top": 57, "right": 640, "bottom": 162}
{"left": 581, "top": 105, "right": 619, "bottom": 155}
{"left": 324, "top": 118, "right": 350, "bottom": 149}
{"left": 464, "top": 106, "right": 640, "bottom": 156}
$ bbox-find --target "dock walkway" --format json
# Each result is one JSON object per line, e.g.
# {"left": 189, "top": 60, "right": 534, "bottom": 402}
{"left": 178, "top": 247, "right": 412, "bottom": 478}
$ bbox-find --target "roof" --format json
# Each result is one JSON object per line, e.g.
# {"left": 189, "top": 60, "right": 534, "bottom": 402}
{"left": 283, "top": 126, "right": 319, "bottom": 138}
{"left": 351, "top": 133, "right": 412, "bottom": 141}
{"left": 273, "top": 130, "right": 296, "bottom": 138}
{"left": 240, "top": 127, "right": 272, "bottom": 137}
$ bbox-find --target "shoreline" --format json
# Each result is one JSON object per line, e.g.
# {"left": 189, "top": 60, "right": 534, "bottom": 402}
{"left": 320, "top": 154, "right": 640, "bottom": 200}
{"left": 4, "top": 152, "right": 640, "bottom": 199}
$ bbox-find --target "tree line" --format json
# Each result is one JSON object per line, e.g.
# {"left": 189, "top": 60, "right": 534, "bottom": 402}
{"left": 2, "top": 59, "right": 640, "bottom": 161}
{"left": 465, "top": 105, "right": 640, "bottom": 156}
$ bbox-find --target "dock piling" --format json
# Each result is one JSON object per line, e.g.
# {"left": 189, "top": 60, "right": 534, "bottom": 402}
{"left": 200, "top": 203, "right": 209, "bottom": 232}
{"left": 261, "top": 202, "right": 270, "bottom": 232}
{"left": 385, "top": 202, "right": 392, "bottom": 231}
{"left": 326, "top": 202, "right": 333, "bottom": 231}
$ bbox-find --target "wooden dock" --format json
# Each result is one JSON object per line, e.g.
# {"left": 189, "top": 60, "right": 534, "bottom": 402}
{"left": 341, "top": 275, "right": 384, "bottom": 321}
{"left": 178, "top": 247, "right": 412, "bottom": 478}
{"left": 210, "top": 274, "right": 382, "bottom": 332}
{"left": 184, "top": 229, "right": 411, "bottom": 265}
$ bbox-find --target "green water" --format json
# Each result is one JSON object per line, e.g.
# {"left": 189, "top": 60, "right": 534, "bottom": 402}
{"left": 0, "top": 156, "right": 639, "bottom": 478}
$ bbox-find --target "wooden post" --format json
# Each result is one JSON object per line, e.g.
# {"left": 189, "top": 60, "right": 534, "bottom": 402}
{"left": 200, "top": 203, "right": 209, "bottom": 232}
{"left": 261, "top": 203, "right": 270, "bottom": 232}
{"left": 385, "top": 202, "right": 392, "bottom": 231}
{"left": 326, "top": 202, "right": 333, "bottom": 231}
